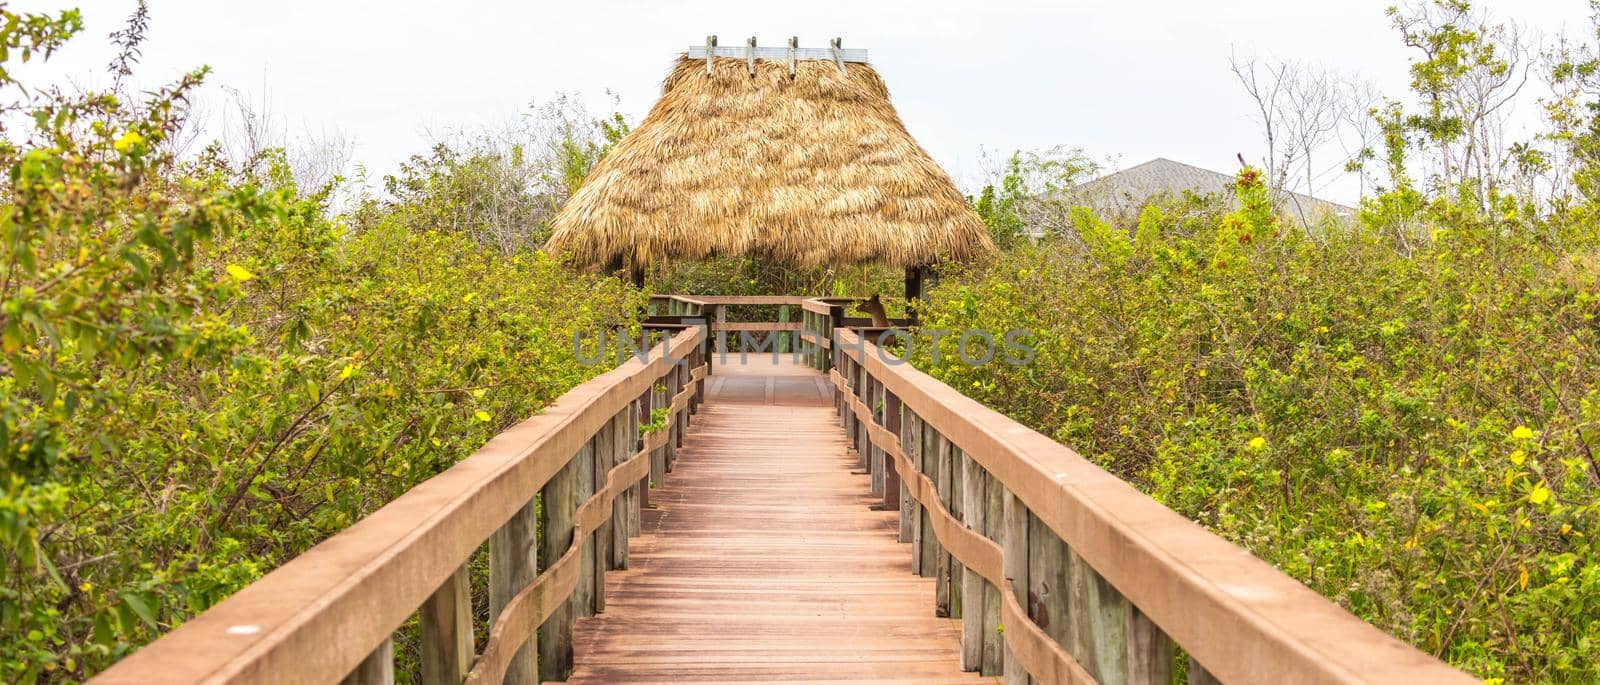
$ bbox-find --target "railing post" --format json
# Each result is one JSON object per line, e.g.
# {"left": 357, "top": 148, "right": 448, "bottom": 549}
{"left": 778, "top": 304, "right": 791, "bottom": 353}
{"left": 1189, "top": 658, "right": 1222, "bottom": 685}
{"left": 419, "top": 565, "right": 472, "bottom": 685}
{"left": 855, "top": 367, "right": 870, "bottom": 471}
{"left": 673, "top": 361, "right": 686, "bottom": 450}
{"left": 538, "top": 449, "right": 579, "bottom": 681}
{"left": 802, "top": 310, "right": 814, "bottom": 367}
{"left": 651, "top": 380, "right": 668, "bottom": 486}
{"left": 594, "top": 417, "right": 613, "bottom": 611}
{"left": 637, "top": 390, "right": 651, "bottom": 512}
{"left": 489, "top": 497, "right": 538, "bottom": 684}
{"left": 876, "top": 374, "right": 889, "bottom": 492}
{"left": 898, "top": 409, "right": 918, "bottom": 545}
{"left": 1068, "top": 548, "right": 1130, "bottom": 683}
{"left": 340, "top": 637, "right": 394, "bottom": 685}
{"left": 1027, "top": 515, "right": 1071, "bottom": 682}
{"left": 949, "top": 445, "right": 967, "bottom": 624}
{"left": 574, "top": 438, "right": 596, "bottom": 619}
{"left": 934, "top": 436, "right": 955, "bottom": 617}
{"left": 982, "top": 464, "right": 1004, "bottom": 675}
{"left": 918, "top": 426, "right": 939, "bottom": 581}
{"left": 715, "top": 304, "right": 727, "bottom": 354}
{"left": 1128, "top": 605, "right": 1175, "bottom": 684}
{"left": 612, "top": 408, "right": 634, "bottom": 569}
{"left": 882, "top": 391, "right": 902, "bottom": 514}
{"left": 960, "top": 453, "right": 985, "bottom": 671}
{"left": 1003, "top": 492, "right": 1029, "bottom": 685}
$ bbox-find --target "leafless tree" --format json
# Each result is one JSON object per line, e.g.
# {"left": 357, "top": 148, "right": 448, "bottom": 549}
{"left": 1231, "top": 52, "right": 1353, "bottom": 208}
{"left": 1331, "top": 77, "right": 1385, "bottom": 200}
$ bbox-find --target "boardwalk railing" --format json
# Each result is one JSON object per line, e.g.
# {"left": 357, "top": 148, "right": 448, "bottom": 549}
{"left": 804, "top": 300, "right": 1473, "bottom": 685}
{"left": 651, "top": 294, "right": 902, "bottom": 356}
{"left": 95, "top": 327, "right": 709, "bottom": 684}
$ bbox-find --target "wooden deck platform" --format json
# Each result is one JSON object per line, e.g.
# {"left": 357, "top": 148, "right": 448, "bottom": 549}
{"left": 564, "top": 356, "right": 982, "bottom": 683}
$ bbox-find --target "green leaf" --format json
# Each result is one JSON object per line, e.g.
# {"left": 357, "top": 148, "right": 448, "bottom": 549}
{"left": 121, "top": 592, "right": 158, "bottom": 629}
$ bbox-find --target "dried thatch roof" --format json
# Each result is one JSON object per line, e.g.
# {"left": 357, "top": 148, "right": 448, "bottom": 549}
{"left": 545, "top": 56, "right": 993, "bottom": 271}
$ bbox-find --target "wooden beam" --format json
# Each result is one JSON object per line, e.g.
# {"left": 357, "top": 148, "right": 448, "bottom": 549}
{"left": 687, "top": 44, "right": 868, "bottom": 62}
{"left": 905, "top": 265, "right": 925, "bottom": 301}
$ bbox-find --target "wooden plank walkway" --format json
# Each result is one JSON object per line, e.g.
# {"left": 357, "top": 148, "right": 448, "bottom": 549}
{"left": 564, "top": 356, "right": 982, "bottom": 683}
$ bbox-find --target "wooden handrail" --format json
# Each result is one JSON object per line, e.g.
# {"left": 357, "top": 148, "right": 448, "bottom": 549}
{"left": 94, "top": 328, "right": 709, "bottom": 684}
{"left": 663, "top": 294, "right": 810, "bottom": 305}
{"left": 828, "top": 327, "right": 1473, "bottom": 684}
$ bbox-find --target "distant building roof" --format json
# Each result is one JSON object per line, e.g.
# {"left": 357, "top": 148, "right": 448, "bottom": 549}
{"left": 1063, "top": 157, "right": 1354, "bottom": 226}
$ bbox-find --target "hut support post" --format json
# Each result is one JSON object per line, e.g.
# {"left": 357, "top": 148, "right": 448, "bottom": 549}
{"left": 905, "top": 266, "right": 927, "bottom": 321}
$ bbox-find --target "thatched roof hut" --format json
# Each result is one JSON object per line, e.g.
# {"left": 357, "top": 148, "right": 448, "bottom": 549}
{"left": 545, "top": 53, "right": 993, "bottom": 275}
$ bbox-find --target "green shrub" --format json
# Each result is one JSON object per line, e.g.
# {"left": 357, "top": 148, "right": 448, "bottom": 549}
{"left": 912, "top": 171, "right": 1600, "bottom": 682}
{"left": 0, "top": 9, "right": 640, "bottom": 680}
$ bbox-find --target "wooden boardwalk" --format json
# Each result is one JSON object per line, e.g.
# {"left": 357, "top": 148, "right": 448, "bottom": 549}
{"left": 565, "top": 357, "right": 982, "bottom": 683}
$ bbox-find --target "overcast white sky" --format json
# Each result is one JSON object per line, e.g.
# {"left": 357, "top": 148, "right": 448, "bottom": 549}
{"left": 14, "top": 0, "right": 1596, "bottom": 204}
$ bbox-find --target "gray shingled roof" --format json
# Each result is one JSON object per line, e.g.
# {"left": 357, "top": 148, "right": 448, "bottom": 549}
{"left": 1065, "top": 157, "right": 1354, "bottom": 223}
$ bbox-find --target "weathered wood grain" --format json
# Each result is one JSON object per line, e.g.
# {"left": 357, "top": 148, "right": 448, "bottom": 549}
{"left": 489, "top": 498, "right": 538, "bottom": 685}
{"left": 339, "top": 638, "right": 393, "bottom": 685}
{"left": 959, "top": 453, "right": 985, "bottom": 672}
{"left": 418, "top": 565, "right": 471, "bottom": 685}
{"left": 538, "top": 454, "right": 578, "bottom": 681}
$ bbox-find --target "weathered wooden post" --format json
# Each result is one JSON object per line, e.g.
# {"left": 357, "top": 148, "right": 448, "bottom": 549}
{"left": 490, "top": 496, "right": 538, "bottom": 684}
{"left": 538, "top": 449, "right": 579, "bottom": 680}
{"left": 593, "top": 419, "right": 614, "bottom": 611}
{"left": 637, "top": 389, "right": 652, "bottom": 511}
{"left": 876, "top": 379, "right": 889, "bottom": 496}
{"left": 1002, "top": 492, "right": 1029, "bottom": 685}
{"left": 1129, "top": 606, "right": 1175, "bottom": 684}
{"left": 573, "top": 439, "right": 596, "bottom": 619}
{"left": 715, "top": 304, "right": 727, "bottom": 354}
{"left": 778, "top": 304, "right": 791, "bottom": 353}
{"left": 419, "top": 566, "right": 472, "bottom": 685}
{"left": 882, "top": 391, "right": 902, "bottom": 514}
{"left": 341, "top": 638, "right": 394, "bottom": 685}
{"left": 612, "top": 409, "right": 635, "bottom": 569}
{"left": 651, "top": 379, "right": 668, "bottom": 486}
{"left": 960, "top": 454, "right": 985, "bottom": 671}
{"left": 934, "top": 437, "right": 955, "bottom": 617}
{"left": 1027, "top": 517, "right": 1071, "bottom": 683}
{"left": 1067, "top": 549, "right": 1130, "bottom": 683}
{"left": 898, "top": 409, "right": 919, "bottom": 545}
{"left": 918, "top": 426, "right": 939, "bottom": 581}
{"left": 982, "top": 471, "right": 1004, "bottom": 675}
{"left": 1189, "top": 658, "right": 1222, "bottom": 685}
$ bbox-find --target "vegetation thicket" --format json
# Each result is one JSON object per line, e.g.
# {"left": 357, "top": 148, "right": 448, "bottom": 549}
{"left": 915, "top": 2, "right": 1600, "bottom": 680}
{"left": 0, "top": 7, "right": 638, "bottom": 681}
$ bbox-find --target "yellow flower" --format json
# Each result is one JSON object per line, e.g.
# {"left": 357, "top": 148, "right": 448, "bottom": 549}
{"left": 1247, "top": 436, "right": 1267, "bottom": 451}
{"left": 1529, "top": 485, "right": 1551, "bottom": 505}
{"left": 113, "top": 130, "right": 145, "bottom": 153}
{"left": 226, "top": 264, "right": 255, "bottom": 282}
{"left": 475, "top": 410, "right": 492, "bottom": 422}
{"left": 1510, "top": 425, "right": 1536, "bottom": 441}
{"left": 1519, "top": 566, "right": 1529, "bottom": 590}
{"left": 1509, "top": 450, "right": 1526, "bottom": 466}
{"left": 339, "top": 364, "right": 357, "bottom": 380}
